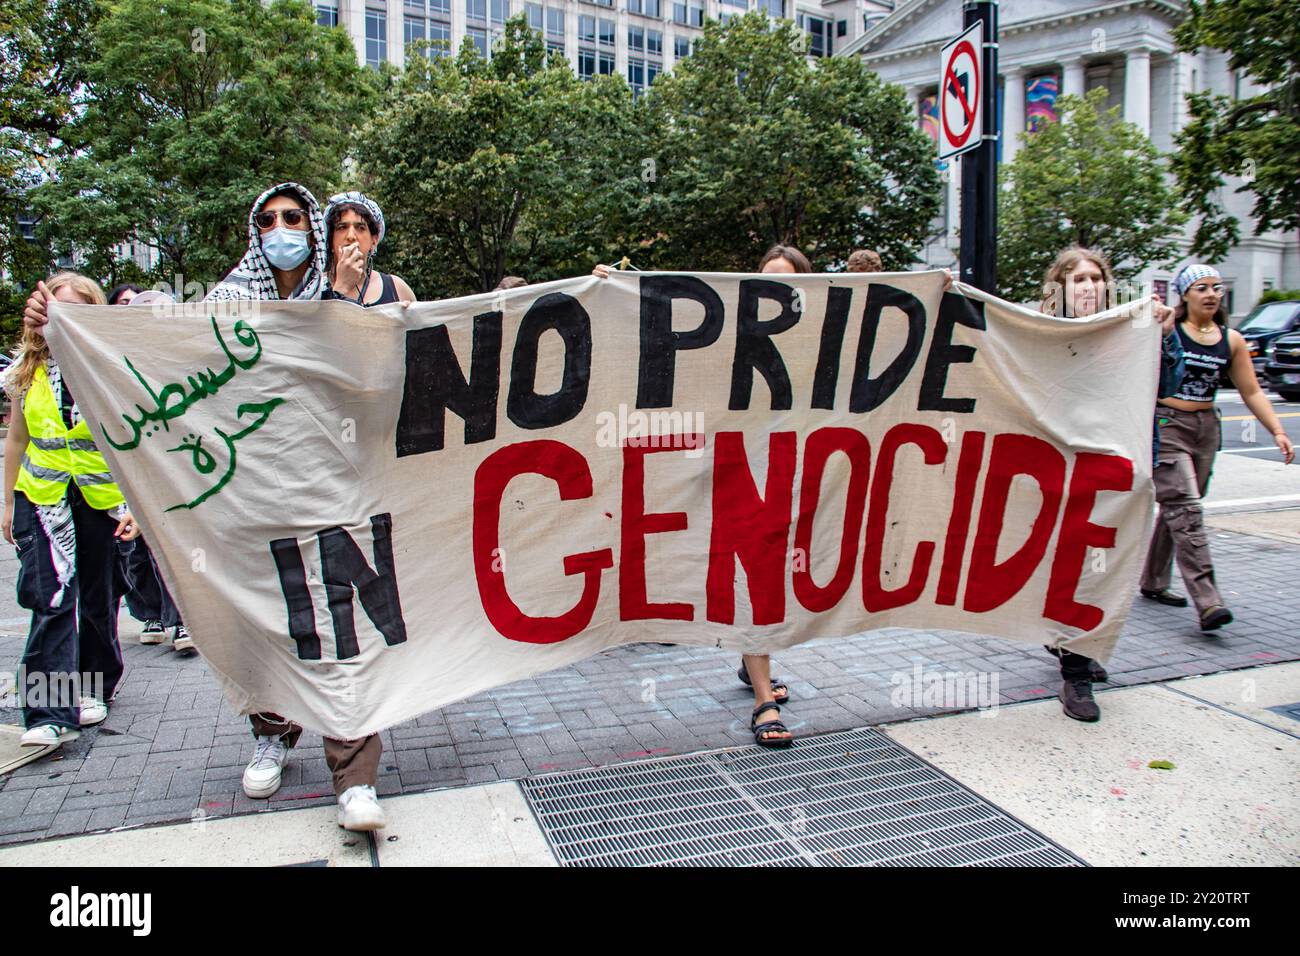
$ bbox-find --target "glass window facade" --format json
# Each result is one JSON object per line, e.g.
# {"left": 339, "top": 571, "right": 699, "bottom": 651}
{"left": 365, "top": 9, "right": 388, "bottom": 67}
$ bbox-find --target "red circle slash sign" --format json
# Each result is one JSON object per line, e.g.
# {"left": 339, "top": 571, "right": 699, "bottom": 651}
{"left": 942, "top": 39, "right": 979, "bottom": 149}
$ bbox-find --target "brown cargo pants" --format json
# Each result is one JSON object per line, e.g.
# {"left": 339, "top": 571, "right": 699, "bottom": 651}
{"left": 1140, "top": 406, "right": 1223, "bottom": 613}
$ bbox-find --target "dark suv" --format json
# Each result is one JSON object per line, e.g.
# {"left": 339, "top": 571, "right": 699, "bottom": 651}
{"left": 1236, "top": 299, "right": 1300, "bottom": 379}
{"left": 1263, "top": 331, "right": 1300, "bottom": 401}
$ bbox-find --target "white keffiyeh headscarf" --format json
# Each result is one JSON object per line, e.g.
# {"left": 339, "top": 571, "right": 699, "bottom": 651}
{"left": 206, "top": 182, "right": 328, "bottom": 302}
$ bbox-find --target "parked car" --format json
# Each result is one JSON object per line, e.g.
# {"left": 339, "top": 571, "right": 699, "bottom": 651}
{"left": 1236, "top": 299, "right": 1300, "bottom": 378}
{"left": 1263, "top": 331, "right": 1300, "bottom": 402}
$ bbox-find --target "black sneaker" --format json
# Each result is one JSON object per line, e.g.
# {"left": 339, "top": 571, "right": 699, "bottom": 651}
{"left": 1199, "top": 606, "right": 1233, "bottom": 632}
{"left": 1140, "top": 587, "right": 1189, "bottom": 608}
{"left": 172, "top": 625, "right": 196, "bottom": 654}
{"left": 1060, "top": 679, "right": 1100, "bottom": 722}
{"left": 140, "top": 620, "right": 166, "bottom": 645}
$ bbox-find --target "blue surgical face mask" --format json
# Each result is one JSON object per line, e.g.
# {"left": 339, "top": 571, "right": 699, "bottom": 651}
{"left": 261, "top": 226, "right": 311, "bottom": 271}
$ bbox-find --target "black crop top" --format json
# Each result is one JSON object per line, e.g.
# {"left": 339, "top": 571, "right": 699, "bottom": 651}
{"left": 1170, "top": 322, "right": 1231, "bottom": 402}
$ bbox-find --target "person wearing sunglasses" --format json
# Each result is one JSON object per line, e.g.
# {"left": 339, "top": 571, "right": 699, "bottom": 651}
{"left": 19, "top": 183, "right": 326, "bottom": 333}
{"left": 1140, "top": 264, "right": 1295, "bottom": 632}
{"left": 206, "top": 182, "right": 328, "bottom": 302}
{"left": 322, "top": 191, "right": 414, "bottom": 305}
{"left": 200, "top": 183, "right": 388, "bottom": 831}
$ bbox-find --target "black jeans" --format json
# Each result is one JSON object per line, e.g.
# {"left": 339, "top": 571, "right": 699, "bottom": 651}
{"left": 13, "top": 486, "right": 124, "bottom": 729}
{"left": 119, "top": 537, "right": 181, "bottom": 628}
{"left": 1057, "top": 650, "right": 1094, "bottom": 681}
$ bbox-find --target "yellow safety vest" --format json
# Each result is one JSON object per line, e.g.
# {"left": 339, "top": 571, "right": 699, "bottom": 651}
{"left": 14, "top": 365, "right": 125, "bottom": 510}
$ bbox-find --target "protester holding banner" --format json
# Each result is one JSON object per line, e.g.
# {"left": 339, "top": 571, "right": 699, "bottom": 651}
{"left": 846, "top": 250, "right": 884, "bottom": 273}
{"left": 730, "top": 245, "right": 823, "bottom": 746}
{"left": 4, "top": 272, "right": 141, "bottom": 752}
{"left": 106, "top": 283, "right": 143, "bottom": 306}
{"left": 111, "top": 290, "right": 196, "bottom": 655}
{"left": 1037, "top": 246, "right": 1179, "bottom": 720}
{"left": 190, "top": 182, "right": 387, "bottom": 830}
{"left": 1141, "top": 264, "right": 1294, "bottom": 633}
{"left": 322, "top": 191, "right": 415, "bottom": 305}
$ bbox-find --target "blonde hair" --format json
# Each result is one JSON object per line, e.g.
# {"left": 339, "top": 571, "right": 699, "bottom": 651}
{"left": 1039, "top": 246, "right": 1114, "bottom": 317}
{"left": 10, "top": 271, "right": 106, "bottom": 395}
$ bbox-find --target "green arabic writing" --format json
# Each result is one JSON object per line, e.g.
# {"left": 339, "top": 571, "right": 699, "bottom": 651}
{"left": 102, "top": 317, "right": 263, "bottom": 451}
{"left": 165, "top": 398, "right": 285, "bottom": 511}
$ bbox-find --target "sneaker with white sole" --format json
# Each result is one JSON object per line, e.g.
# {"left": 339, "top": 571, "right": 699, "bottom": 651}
{"left": 172, "top": 625, "right": 195, "bottom": 654}
{"left": 20, "top": 724, "right": 80, "bottom": 748}
{"left": 139, "top": 620, "right": 166, "bottom": 645}
{"left": 79, "top": 697, "right": 108, "bottom": 727}
{"left": 337, "top": 785, "right": 386, "bottom": 831}
{"left": 242, "top": 735, "right": 290, "bottom": 798}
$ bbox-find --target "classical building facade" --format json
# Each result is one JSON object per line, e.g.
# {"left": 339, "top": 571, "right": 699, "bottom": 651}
{"left": 840, "top": 0, "right": 1298, "bottom": 317}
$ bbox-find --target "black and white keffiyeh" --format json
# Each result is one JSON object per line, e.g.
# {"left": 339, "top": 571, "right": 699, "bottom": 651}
{"left": 206, "top": 182, "right": 328, "bottom": 302}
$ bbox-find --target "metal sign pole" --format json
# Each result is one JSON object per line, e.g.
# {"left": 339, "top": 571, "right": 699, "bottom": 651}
{"left": 959, "top": 0, "right": 998, "bottom": 292}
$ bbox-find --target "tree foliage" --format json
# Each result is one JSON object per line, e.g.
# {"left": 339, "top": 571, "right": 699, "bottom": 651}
{"left": 640, "top": 12, "right": 941, "bottom": 271}
{"left": 998, "top": 88, "right": 1187, "bottom": 302}
{"left": 0, "top": 0, "right": 100, "bottom": 292}
{"left": 1171, "top": 0, "right": 1300, "bottom": 261}
{"left": 359, "top": 18, "right": 645, "bottom": 297}
{"left": 29, "top": 0, "right": 377, "bottom": 287}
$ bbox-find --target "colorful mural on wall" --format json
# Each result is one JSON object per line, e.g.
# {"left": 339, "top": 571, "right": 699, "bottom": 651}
{"left": 919, "top": 93, "right": 940, "bottom": 143}
{"left": 1026, "top": 74, "right": 1059, "bottom": 134}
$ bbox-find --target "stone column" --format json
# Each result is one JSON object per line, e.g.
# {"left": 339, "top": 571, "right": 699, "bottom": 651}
{"left": 1001, "top": 67, "right": 1024, "bottom": 165}
{"left": 566, "top": 3, "right": 579, "bottom": 71}
{"left": 387, "top": 0, "right": 404, "bottom": 69}
{"left": 451, "top": 0, "right": 466, "bottom": 58}
{"left": 1124, "top": 46, "right": 1152, "bottom": 136}
{"left": 345, "top": 0, "right": 367, "bottom": 66}
{"left": 1061, "top": 57, "right": 1085, "bottom": 98}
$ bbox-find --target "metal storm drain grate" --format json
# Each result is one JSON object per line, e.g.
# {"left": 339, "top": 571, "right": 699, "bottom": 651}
{"left": 521, "top": 727, "right": 1082, "bottom": 867}
{"left": 1266, "top": 703, "right": 1300, "bottom": 724}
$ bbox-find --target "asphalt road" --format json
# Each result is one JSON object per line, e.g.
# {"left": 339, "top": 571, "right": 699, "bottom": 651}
{"left": 1215, "top": 388, "right": 1300, "bottom": 464}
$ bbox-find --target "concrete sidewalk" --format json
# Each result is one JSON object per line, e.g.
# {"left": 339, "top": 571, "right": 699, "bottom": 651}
{"left": 1, "top": 661, "right": 1293, "bottom": 866}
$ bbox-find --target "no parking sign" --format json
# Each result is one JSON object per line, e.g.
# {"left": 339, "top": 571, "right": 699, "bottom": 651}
{"left": 939, "top": 21, "right": 983, "bottom": 160}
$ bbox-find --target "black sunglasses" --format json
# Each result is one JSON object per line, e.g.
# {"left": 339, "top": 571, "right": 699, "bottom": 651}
{"left": 254, "top": 208, "right": 309, "bottom": 229}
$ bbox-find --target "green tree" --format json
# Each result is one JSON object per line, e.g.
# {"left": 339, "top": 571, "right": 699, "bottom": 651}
{"left": 359, "top": 18, "right": 644, "bottom": 297}
{"left": 998, "top": 88, "right": 1187, "bottom": 303}
{"left": 0, "top": 0, "right": 99, "bottom": 309}
{"left": 30, "top": 0, "right": 377, "bottom": 289}
{"left": 1171, "top": 0, "right": 1300, "bottom": 262}
{"left": 637, "top": 12, "right": 940, "bottom": 271}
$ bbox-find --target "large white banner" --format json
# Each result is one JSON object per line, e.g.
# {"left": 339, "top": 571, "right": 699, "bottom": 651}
{"left": 48, "top": 271, "right": 1158, "bottom": 738}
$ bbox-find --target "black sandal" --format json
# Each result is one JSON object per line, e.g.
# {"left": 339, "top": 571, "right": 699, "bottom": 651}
{"left": 736, "top": 660, "right": 791, "bottom": 704}
{"left": 750, "top": 702, "right": 794, "bottom": 749}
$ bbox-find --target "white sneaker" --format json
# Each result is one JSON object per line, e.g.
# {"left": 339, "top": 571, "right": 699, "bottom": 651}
{"left": 337, "top": 785, "right": 386, "bottom": 831}
{"left": 139, "top": 620, "right": 166, "bottom": 645}
{"left": 20, "top": 724, "right": 80, "bottom": 748}
{"left": 79, "top": 697, "right": 108, "bottom": 727}
{"left": 172, "top": 625, "right": 195, "bottom": 654}
{"left": 242, "top": 735, "right": 290, "bottom": 798}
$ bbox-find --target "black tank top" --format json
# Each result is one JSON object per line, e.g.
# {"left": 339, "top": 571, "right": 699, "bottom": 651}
{"left": 1171, "top": 322, "right": 1231, "bottom": 402}
{"left": 367, "top": 272, "right": 399, "bottom": 306}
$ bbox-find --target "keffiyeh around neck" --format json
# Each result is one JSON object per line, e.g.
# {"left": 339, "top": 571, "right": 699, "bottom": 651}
{"left": 206, "top": 182, "right": 327, "bottom": 302}
{"left": 32, "top": 361, "right": 126, "bottom": 607}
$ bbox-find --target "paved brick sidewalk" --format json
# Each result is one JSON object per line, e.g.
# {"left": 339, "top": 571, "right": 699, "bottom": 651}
{"left": 1, "top": 522, "right": 1296, "bottom": 846}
